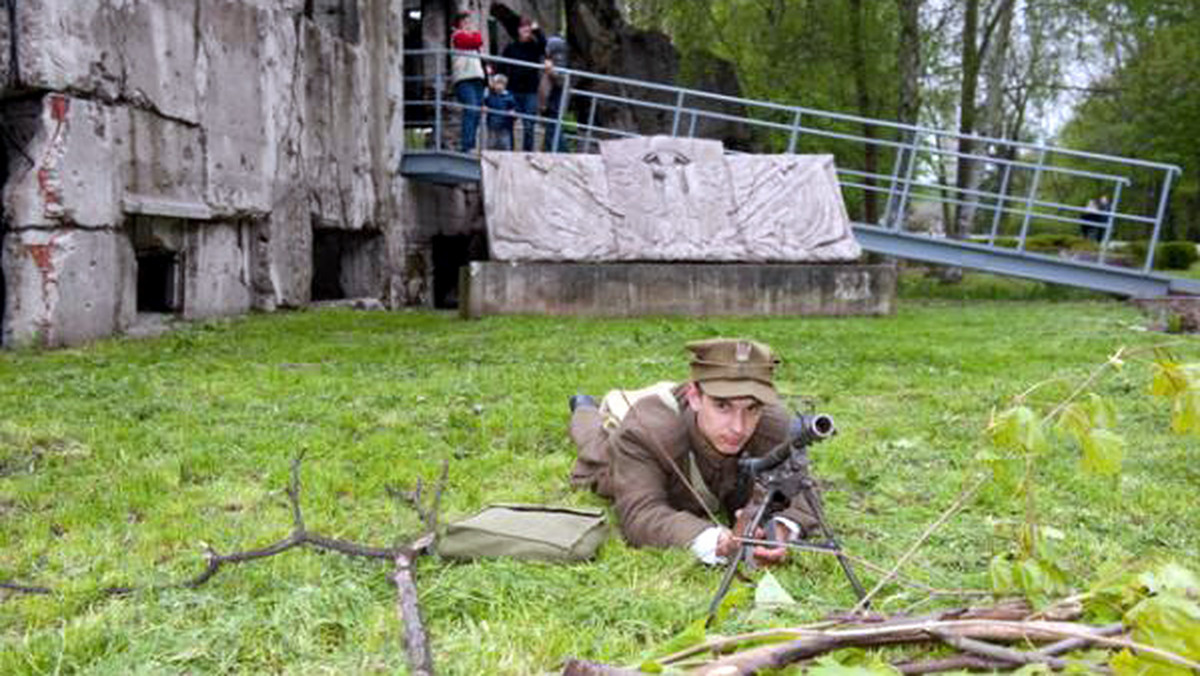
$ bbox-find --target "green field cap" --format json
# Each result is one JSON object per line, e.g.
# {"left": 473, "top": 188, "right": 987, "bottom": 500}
{"left": 685, "top": 338, "right": 780, "bottom": 405}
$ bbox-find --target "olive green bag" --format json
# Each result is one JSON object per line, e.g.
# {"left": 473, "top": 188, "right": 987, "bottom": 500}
{"left": 436, "top": 504, "right": 608, "bottom": 562}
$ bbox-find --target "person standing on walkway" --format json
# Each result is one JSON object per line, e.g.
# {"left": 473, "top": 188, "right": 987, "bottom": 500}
{"left": 450, "top": 11, "right": 486, "bottom": 153}
{"left": 540, "top": 34, "right": 569, "bottom": 153}
{"left": 499, "top": 18, "right": 546, "bottom": 152}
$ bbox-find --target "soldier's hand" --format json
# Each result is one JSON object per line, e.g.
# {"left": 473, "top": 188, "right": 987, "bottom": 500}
{"left": 751, "top": 521, "right": 790, "bottom": 566}
{"left": 715, "top": 528, "right": 739, "bottom": 560}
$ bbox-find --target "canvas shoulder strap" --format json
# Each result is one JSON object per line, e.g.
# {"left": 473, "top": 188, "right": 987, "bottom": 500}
{"left": 599, "top": 381, "right": 679, "bottom": 430}
{"left": 686, "top": 450, "right": 722, "bottom": 517}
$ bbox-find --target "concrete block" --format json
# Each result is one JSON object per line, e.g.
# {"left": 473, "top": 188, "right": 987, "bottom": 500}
{"left": 119, "top": 0, "right": 201, "bottom": 123}
{"left": 298, "top": 21, "right": 376, "bottom": 229}
{"left": 5, "top": 95, "right": 125, "bottom": 228}
{"left": 9, "top": 0, "right": 198, "bottom": 121}
{"left": 121, "top": 108, "right": 207, "bottom": 213}
{"left": 1, "top": 228, "right": 136, "bottom": 348}
{"left": 12, "top": 0, "right": 122, "bottom": 99}
{"left": 199, "top": 1, "right": 270, "bottom": 213}
{"left": 258, "top": 196, "right": 313, "bottom": 308}
{"left": 180, "top": 221, "right": 253, "bottom": 320}
{"left": 0, "top": 3, "right": 11, "bottom": 91}
{"left": 461, "top": 262, "right": 897, "bottom": 318}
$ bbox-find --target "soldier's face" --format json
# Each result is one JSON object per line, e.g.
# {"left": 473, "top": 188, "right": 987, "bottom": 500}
{"left": 688, "top": 389, "right": 763, "bottom": 456}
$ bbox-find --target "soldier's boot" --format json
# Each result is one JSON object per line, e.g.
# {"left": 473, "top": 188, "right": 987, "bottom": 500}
{"left": 568, "top": 394, "right": 598, "bottom": 413}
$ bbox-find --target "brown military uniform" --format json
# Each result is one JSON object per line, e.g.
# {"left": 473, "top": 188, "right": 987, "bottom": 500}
{"left": 570, "top": 383, "right": 822, "bottom": 549}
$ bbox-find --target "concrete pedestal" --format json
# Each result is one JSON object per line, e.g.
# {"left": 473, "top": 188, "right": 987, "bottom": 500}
{"left": 460, "top": 262, "right": 896, "bottom": 318}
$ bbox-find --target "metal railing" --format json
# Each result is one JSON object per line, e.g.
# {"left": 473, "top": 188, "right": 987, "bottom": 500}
{"left": 403, "top": 48, "right": 1183, "bottom": 274}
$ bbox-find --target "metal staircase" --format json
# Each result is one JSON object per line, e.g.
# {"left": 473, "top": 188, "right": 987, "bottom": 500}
{"left": 401, "top": 48, "right": 1198, "bottom": 298}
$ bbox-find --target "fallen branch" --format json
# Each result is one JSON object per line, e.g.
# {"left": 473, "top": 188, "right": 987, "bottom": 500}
{"left": 894, "top": 622, "right": 1123, "bottom": 674}
{"left": 926, "top": 628, "right": 1068, "bottom": 670}
{"left": 655, "top": 600, "right": 1038, "bottom": 669}
{"left": 390, "top": 459, "right": 448, "bottom": 676}
{"left": 0, "top": 456, "right": 451, "bottom": 676}
{"left": 690, "top": 619, "right": 1196, "bottom": 675}
{"left": 561, "top": 659, "right": 642, "bottom": 676}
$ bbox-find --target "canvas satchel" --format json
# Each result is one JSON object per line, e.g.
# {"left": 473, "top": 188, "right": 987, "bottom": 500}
{"left": 437, "top": 504, "right": 608, "bottom": 562}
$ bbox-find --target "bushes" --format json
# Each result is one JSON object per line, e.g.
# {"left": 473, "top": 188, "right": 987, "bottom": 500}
{"left": 1127, "top": 241, "right": 1200, "bottom": 270}
{"left": 990, "top": 234, "right": 1098, "bottom": 254}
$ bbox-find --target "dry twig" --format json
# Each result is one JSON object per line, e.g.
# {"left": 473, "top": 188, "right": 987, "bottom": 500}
{"left": 0, "top": 456, "right": 451, "bottom": 676}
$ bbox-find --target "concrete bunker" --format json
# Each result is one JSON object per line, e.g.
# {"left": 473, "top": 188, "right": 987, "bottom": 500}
{"left": 310, "top": 225, "right": 384, "bottom": 301}
{"left": 0, "top": 98, "right": 43, "bottom": 342}
{"left": 431, "top": 232, "right": 487, "bottom": 309}
{"left": 127, "top": 216, "right": 254, "bottom": 321}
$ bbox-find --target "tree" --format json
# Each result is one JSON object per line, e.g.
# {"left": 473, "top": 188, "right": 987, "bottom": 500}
{"left": 1058, "top": 3, "right": 1200, "bottom": 241}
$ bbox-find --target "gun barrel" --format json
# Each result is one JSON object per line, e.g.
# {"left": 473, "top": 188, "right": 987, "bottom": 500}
{"left": 793, "top": 413, "right": 835, "bottom": 446}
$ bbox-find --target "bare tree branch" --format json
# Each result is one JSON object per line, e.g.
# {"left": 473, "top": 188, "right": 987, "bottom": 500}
{"left": 0, "top": 456, "right": 452, "bottom": 676}
{"left": 927, "top": 627, "right": 1069, "bottom": 669}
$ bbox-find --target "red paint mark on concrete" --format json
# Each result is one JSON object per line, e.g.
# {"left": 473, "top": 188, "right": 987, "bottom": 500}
{"left": 36, "top": 168, "right": 61, "bottom": 205}
{"left": 26, "top": 244, "right": 55, "bottom": 274}
{"left": 49, "top": 94, "right": 70, "bottom": 122}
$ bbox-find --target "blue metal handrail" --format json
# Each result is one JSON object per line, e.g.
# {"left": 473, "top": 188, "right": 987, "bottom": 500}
{"left": 403, "top": 47, "right": 1184, "bottom": 274}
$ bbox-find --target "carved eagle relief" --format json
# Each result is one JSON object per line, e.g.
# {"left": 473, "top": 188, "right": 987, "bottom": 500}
{"left": 483, "top": 136, "right": 861, "bottom": 262}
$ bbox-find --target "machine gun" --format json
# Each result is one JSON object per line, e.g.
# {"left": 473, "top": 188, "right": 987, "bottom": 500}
{"left": 705, "top": 413, "right": 868, "bottom": 626}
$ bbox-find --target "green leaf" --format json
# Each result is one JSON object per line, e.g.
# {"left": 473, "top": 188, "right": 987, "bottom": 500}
{"left": 990, "top": 553, "right": 1017, "bottom": 594}
{"left": 754, "top": 570, "right": 796, "bottom": 609}
{"left": 976, "top": 448, "right": 1020, "bottom": 489}
{"left": 809, "top": 653, "right": 900, "bottom": 675}
{"left": 1151, "top": 361, "right": 1190, "bottom": 398}
{"left": 1056, "top": 402, "right": 1091, "bottom": 444}
{"left": 1080, "top": 428, "right": 1125, "bottom": 476}
{"left": 1170, "top": 390, "right": 1200, "bottom": 435}
{"left": 1124, "top": 594, "right": 1200, "bottom": 672}
{"left": 637, "top": 659, "right": 665, "bottom": 673}
{"left": 653, "top": 617, "right": 707, "bottom": 655}
{"left": 1138, "top": 562, "right": 1200, "bottom": 598}
{"left": 1086, "top": 393, "right": 1118, "bottom": 429}
{"left": 990, "top": 406, "right": 1048, "bottom": 455}
{"left": 715, "top": 583, "right": 751, "bottom": 625}
{"left": 1014, "top": 556, "right": 1070, "bottom": 609}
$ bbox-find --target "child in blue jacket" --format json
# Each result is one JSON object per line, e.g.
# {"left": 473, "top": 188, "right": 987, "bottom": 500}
{"left": 483, "top": 74, "right": 517, "bottom": 151}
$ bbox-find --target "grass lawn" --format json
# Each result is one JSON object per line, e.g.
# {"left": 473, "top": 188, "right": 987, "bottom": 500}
{"left": 1, "top": 275, "right": 1197, "bottom": 674}
{"left": 1179, "top": 260, "right": 1200, "bottom": 280}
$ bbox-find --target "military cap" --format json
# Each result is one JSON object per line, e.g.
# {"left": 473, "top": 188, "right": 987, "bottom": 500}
{"left": 685, "top": 338, "right": 780, "bottom": 405}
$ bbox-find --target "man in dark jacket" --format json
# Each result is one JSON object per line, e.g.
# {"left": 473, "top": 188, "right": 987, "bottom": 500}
{"left": 499, "top": 18, "right": 545, "bottom": 152}
{"left": 569, "top": 339, "right": 821, "bottom": 565}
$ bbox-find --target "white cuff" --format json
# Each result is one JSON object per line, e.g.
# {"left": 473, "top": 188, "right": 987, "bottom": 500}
{"left": 690, "top": 527, "right": 729, "bottom": 565}
{"left": 773, "top": 517, "right": 801, "bottom": 541}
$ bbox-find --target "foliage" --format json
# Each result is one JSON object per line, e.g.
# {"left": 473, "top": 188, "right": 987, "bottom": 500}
{"left": 1126, "top": 241, "right": 1200, "bottom": 271}
{"left": 981, "top": 346, "right": 1199, "bottom": 610}
{"left": 0, "top": 298, "right": 1198, "bottom": 672}
{"left": 1149, "top": 357, "right": 1200, "bottom": 434}
{"left": 1155, "top": 242, "right": 1200, "bottom": 271}
{"left": 1058, "top": 4, "right": 1200, "bottom": 241}
{"left": 1087, "top": 561, "right": 1200, "bottom": 674}
{"left": 992, "top": 234, "right": 1099, "bottom": 255}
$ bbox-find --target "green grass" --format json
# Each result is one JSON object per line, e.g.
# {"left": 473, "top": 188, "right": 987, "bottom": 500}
{"left": 1177, "top": 260, "right": 1200, "bottom": 280}
{"left": 1, "top": 284, "right": 1198, "bottom": 674}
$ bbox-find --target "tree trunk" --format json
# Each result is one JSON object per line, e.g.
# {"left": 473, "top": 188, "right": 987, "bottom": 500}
{"left": 957, "top": 0, "right": 1014, "bottom": 237}
{"left": 896, "top": 0, "right": 922, "bottom": 127}
{"left": 849, "top": 0, "right": 879, "bottom": 224}
{"left": 954, "top": 0, "right": 1017, "bottom": 239}
{"left": 953, "top": 0, "right": 982, "bottom": 240}
{"left": 891, "top": 0, "right": 922, "bottom": 229}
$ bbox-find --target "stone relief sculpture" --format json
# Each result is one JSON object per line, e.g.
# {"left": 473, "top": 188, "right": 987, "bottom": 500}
{"left": 481, "top": 136, "right": 861, "bottom": 262}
